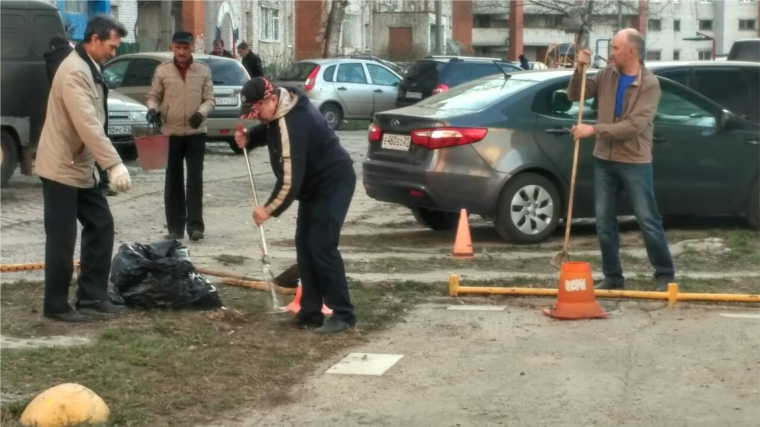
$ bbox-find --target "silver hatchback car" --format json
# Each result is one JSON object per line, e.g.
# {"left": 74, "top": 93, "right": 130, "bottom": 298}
{"left": 274, "top": 58, "right": 403, "bottom": 129}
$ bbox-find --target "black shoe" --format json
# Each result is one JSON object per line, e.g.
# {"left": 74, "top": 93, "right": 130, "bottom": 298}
{"left": 656, "top": 277, "right": 673, "bottom": 292}
{"left": 44, "top": 311, "right": 92, "bottom": 323}
{"left": 164, "top": 232, "right": 183, "bottom": 240}
{"left": 314, "top": 318, "right": 354, "bottom": 334}
{"left": 595, "top": 278, "right": 625, "bottom": 290}
{"left": 76, "top": 300, "right": 128, "bottom": 315}
{"left": 189, "top": 230, "right": 204, "bottom": 242}
{"left": 286, "top": 316, "right": 323, "bottom": 330}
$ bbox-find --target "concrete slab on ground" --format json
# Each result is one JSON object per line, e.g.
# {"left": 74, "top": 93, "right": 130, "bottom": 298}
{"left": 216, "top": 302, "right": 760, "bottom": 427}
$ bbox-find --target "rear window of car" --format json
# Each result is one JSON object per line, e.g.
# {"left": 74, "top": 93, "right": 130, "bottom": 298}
{"left": 279, "top": 62, "right": 318, "bottom": 81}
{"left": 196, "top": 57, "right": 250, "bottom": 85}
{"left": 728, "top": 41, "right": 760, "bottom": 62}
{"left": 415, "top": 77, "right": 536, "bottom": 111}
{"left": 406, "top": 60, "right": 445, "bottom": 81}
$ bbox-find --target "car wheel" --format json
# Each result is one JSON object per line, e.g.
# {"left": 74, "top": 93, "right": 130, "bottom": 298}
{"left": 748, "top": 178, "right": 759, "bottom": 230}
{"left": 320, "top": 103, "right": 343, "bottom": 130}
{"left": 411, "top": 207, "right": 459, "bottom": 231}
{"left": 494, "top": 173, "right": 562, "bottom": 244}
{"left": 116, "top": 145, "right": 138, "bottom": 161}
{"left": 1, "top": 130, "right": 19, "bottom": 187}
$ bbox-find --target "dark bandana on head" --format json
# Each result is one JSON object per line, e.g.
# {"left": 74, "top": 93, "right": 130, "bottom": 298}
{"left": 240, "top": 78, "right": 274, "bottom": 120}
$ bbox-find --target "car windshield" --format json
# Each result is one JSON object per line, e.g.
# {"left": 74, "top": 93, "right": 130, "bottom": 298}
{"left": 415, "top": 77, "right": 537, "bottom": 111}
{"left": 278, "top": 62, "right": 318, "bottom": 81}
{"left": 195, "top": 57, "right": 249, "bottom": 85}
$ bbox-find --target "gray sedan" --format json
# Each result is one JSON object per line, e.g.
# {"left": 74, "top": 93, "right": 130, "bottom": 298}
{"left": 362, "top": 70, "right": 760, "bottom": 244}
{"left": 274, "top": 58, "right": 403, "bottom": 129}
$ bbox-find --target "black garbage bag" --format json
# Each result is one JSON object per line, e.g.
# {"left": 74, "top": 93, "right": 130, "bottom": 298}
{"left": 110, "top": 240, "right": 223, "bottom": 310}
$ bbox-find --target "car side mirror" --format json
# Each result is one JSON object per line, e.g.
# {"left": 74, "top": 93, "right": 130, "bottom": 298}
{"left": 717, "top": 109, "right": 737, "bottom": 131}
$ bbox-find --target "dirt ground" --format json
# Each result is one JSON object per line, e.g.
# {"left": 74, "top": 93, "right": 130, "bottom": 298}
{"left": 2, "top": 130, "right": 759, "bottom": 426}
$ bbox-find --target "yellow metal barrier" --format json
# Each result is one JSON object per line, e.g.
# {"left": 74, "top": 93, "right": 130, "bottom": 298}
{"left": 448, "top": 275, "right": 760, "bottom": 307}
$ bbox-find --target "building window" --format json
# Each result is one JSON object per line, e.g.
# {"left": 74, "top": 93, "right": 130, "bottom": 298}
{"left": 673, "top": 50, "right": 680, "bottom": 60}
{"left": 674, "top": 20, "right": 680, "bottom": 31}
{"left": 698, "top": 50, "right": 712, "bottom": 60}
{"left": 648, "top": 19, "right": 661, "bottom": 31}
{"left": 699, "top": 20, "right": 713, "bottom": 31}
{"left": 740, "top": 20, "right": 757, "bottom": 30}
{"left": 342, "top": 14, "right": 361, "bottom": 48}
{"left": 646, "top": 50, "right": 661, "bottom": 61}
{"left": 259, "top": 6, "right": 280, "bottom": 42}
{"left": 62, "top": 0, "right": 86, "bottom": 14}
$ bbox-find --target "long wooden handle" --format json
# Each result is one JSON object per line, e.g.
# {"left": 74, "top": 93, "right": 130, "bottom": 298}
{"left": 562, "top": 65, "right": 588, "bottom": 253}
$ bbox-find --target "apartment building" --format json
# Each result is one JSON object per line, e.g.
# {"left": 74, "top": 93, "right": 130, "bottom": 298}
{"left": 645, "top": 0, "right": 760, "bottom": 61}
{"left": 471, "top": 1, "right": 646, "bottom": 63}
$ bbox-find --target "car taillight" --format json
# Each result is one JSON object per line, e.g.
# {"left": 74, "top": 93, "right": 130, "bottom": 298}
{"left": 304, "top": 65, "right": 321, "bottom": 91}
{"left": 368, "top": 123, "right": 382, "bottom": 143}
{"left": 410, "top": 127, "right": 488, "bottom": 149}
{"left": 432, "top": 84, "right": 449, "bottom": 94}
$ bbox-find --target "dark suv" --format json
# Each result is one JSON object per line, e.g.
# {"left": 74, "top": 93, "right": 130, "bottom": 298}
{"left": 646, "top": 61, "right": 760, "bottom": 124}
{"left": 395, "top": 56, "right": 523, "bottom": 108}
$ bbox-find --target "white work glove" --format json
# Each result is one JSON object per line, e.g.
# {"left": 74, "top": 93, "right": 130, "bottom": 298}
{"left": 107, "top": 163, "right": 132, "bottom": 193}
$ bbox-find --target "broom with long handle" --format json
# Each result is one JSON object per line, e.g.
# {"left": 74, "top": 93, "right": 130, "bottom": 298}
{"left": 550, "top": 63, "right": 588, "bottom": 269}
{"left": 238, "top": 123, "right": 283, "bottom": 312}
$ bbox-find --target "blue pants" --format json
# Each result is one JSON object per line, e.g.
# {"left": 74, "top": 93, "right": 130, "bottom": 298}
{"left": 594, "top": 158, "right": 675, "bottom": 283}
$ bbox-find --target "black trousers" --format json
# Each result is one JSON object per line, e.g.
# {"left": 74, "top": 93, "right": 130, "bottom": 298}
{"left": 165, "top": 133, "right": 206, "bottom": 235}
{"left": 295, "top": 167, "right": 357, "bottom": 325}
{"left": 42, "top": 177, "right": 114, "bottom": 315}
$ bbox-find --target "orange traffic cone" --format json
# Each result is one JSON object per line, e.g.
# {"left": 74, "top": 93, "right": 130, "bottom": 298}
{"left": 279, "top": 283, "right": 333, "bottom": 315}
{"left": 543, "top": 261, "right": 609, "bottom": 320}
{"left": 452, "top": 209, "right": 473, "bottom": 259}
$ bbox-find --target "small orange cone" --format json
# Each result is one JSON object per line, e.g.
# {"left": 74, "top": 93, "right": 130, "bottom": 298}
{"left": 452, "top": 209, "right": 473, "bottom": 259}
{"left": 279, "top": 283, "right": 333, "bottom": 315}
{"left": 543, "top": 261, "right": 609, "bottom": 320}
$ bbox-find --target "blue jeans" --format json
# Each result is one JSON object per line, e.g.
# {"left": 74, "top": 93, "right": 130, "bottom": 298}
{"left": 594, "top": 158, "right": 675, "bottom": 283}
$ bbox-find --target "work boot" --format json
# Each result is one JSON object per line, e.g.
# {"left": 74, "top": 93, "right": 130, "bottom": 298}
{"left": 655, "top": 277, "right": 673, "bottom": 292}
{"left": 164, "top": 231, "right": 183, "bottom": 240}
{"left": 44, "top": 310, "right": 92, "bottom": 323}
{"left": 314, "top": 318, "right": 354, "bottom": 334}
{"left": 189, "top": 230, "right": 204, "bottom": 242}
{"left": 594, "top": 278, "right": 625, "bottom": 290}
{"left": 76, "top": 300, "right": 128, "bottom": 315}
{"left": 285, "top": 316, "right": 323, "bottom": 330}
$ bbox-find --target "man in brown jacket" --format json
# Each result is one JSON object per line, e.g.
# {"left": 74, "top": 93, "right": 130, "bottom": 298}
{"left": 36, "top": 15, "right": 132, "bottom": 322}
{"left": 146, "top": 31, "right": 215, "bottom": 242}
{"left": 567, "top": 28, "right": 674, "bottom": 292}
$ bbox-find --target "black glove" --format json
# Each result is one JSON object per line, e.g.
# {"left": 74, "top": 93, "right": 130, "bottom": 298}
{"left": 188, "top": 112, "right": 204, "bottom": 129}
{"left": 146, "top": 108, "right": 160, "bottom": 124}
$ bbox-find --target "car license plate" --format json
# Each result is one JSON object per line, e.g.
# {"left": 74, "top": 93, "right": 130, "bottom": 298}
{"left": 381, "top": 134, "right": 411, "bottom": 151}
{"left": 108, "top": 126, "right": 131, "bottom": 135}
{"left": 215, "top": 97, "right": 238, "bottom": 106}
{"left": 406, "top": 92, "right": 422, "bottom": 99}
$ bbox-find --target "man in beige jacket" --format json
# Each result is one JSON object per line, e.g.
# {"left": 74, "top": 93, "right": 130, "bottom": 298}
{"left": 35, "top": 15, "right": 132, "bottom": 323}
{"left": 146, "top": 31, "right": 215, "bottom": 242}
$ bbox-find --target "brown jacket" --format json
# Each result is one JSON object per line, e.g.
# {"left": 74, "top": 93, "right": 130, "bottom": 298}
{"left": 35, "top": 48, "right": 122, "bottom": 188}
{"left": 146, "top": 58, "right": 215, "bottom": 136}
{"left": 567, "top": 64, "right": 661, "bottom": 163}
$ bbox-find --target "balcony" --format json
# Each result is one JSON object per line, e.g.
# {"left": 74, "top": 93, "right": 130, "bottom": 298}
{"left": 472, "top": 27, "right": 508, "bottom": 46}
{"left": 523, "top": 28, "right": 569, "bottom": 46}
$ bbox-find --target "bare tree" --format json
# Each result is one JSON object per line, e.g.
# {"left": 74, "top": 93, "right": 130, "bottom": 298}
{"left": 323, "top": 0, "right": 350, "bottom": 58}
{"left": 524, "top": 0, "right": 669, "bottom": 48}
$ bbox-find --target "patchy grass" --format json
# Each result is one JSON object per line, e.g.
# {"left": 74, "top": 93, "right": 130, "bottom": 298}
{"left": 0, "top": 279, "right": 430, "bottom": 427}
{"left": 339, "top": 120, "right": 372, "bottom": 131}
{"left": 343, "top": 244, "right": 759, "bottom": 275}
{"left": 213, "top": 254, "right": 249, "bottom": 266}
